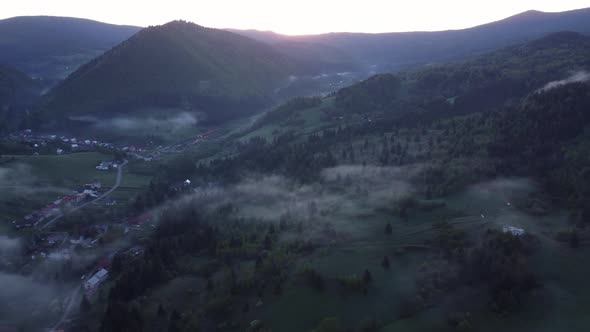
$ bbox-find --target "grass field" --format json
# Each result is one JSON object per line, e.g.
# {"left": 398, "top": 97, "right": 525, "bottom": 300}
{"left": 0, "top": 152, "right": 152, "bottom": 228}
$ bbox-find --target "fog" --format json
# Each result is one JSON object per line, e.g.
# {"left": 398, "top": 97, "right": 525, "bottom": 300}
{"left": 465, "top": 177, "right": 536, "bottom": 201}
{"left": 0, "top": 235, "right": 21, "bottom": 256}
{"left": 161, "top": 165, "right": 421, "bottom": 241}
{"left": 539, "top": 70, "right": 590, "bottom": 92}
{"left": 69, "top": 112, "right": 200, "bottom": 131}
{"left": 0, "top": 163, "right": 68, "bottom": 195}
{"left": 0, "top": 271, "right": 64, "bottom": 323}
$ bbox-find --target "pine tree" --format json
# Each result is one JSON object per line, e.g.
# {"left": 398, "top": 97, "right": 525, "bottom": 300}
{"left": 363, "top": 269, "right": 372, "bottom": 284}
{"left": 384, "top": 223, "right": 393, "bottom": 235}
{"left": 80, "top": 295, "right": 91, "bottom": 313}
{"left": 381, "top": 256, "right": 390, "bottom": 269}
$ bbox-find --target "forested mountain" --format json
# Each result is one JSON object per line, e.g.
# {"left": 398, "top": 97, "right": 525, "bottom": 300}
{"left": 0, "top": 16, "right": 140, "bottom": 81}
{"left": 241, "top": 31, "right": 590, "bottom": 203}
{"left": 0, "top": 65, "right": 37, "bottom": 132}
{"left": 38, "top": 20, "right": 299, "bottom": 125}
{"left": 232, "top": 7, "right": 590, "bottom": 71}
{"left": 332, "top": 31, "right": 590, "bottom": 119}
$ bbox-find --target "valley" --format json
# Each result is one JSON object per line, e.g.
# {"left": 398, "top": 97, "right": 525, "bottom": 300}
{"left": 1, "top": 6, "right": 590, "bottom": 332}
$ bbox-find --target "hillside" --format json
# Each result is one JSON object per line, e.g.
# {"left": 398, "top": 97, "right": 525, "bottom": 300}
{"left": 0, "top": 65, "right": 36, "bottom": 132}
{"left": 252, "top": 31, "right": 590, "bottom": 135}
{"left": 0, "top": 16, "right": 141, "bottom": 81}
{"left": 233, "top": 7, "right": 590, "bottom": 71}
{"left": 39, "top": 21, "right": 298, "bottom": 125}
{"left": 84, "top": 39, "right": 590, "bottom": 332}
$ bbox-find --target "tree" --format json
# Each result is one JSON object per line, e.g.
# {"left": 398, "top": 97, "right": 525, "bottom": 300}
{"left": 256, "top": 256, "right": 264, "bottom": 270}
{"left": 570, "top": 230, "right": 580, "bottom": 248}
{"left": 80, "top": 295, "right": 91, "bottom": 313}
{"left": 157, "top": 304, "right": 166, "bottom": 317}
{"left": 363, "top": 269, "right": 372, "bottom": 284}
{"left": 381, "top": 256, "right": 390, "bottom": 269}
{"left": 311, "top": 317, "right": 343, "bottom": 332}
{"left": 264, "top": 234, "right": 272, "bottom": 250}
{"left": 384, "top": 223, "right": 392, "bottom": 235}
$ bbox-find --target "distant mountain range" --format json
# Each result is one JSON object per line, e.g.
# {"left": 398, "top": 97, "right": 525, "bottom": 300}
{"left": 3, "top": 7, "right": 590, "bottom": 129}
{"left": 257, "top": 31, "right": 590, "bottom": 132}
{"left": 0, "top": 16, "right": 140, "bottom": 81}
{"left": 231, "top": 7, "right": 590, "bottom": 71}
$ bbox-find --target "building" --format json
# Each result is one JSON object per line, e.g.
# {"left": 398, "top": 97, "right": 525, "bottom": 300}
{"left": 96, "top": 161, "right": 115, "bottom": 170}
{"left": 56, "top": 148, "right": 64, "bottom": 155}
{"left": 502, "top": 225, "right": 525, "bottom": 237}
{"left": 84, "top": 268, "right": 109, "bottom": 295}
{"left": 84, "top": 182, "right": 102, "bottom": 190}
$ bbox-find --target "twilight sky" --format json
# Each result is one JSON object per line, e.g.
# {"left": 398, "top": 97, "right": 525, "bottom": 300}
{"left": 2, "top": 0, "right": 590, "bottom": 35}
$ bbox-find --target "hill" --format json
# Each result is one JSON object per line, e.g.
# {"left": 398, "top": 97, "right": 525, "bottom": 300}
{"left": 253, "top": 31, "right": 590, "bottom": 133}
{"left": 0, "top": 65, "right": 37, "bottom": 132}
{"left": 232, "top": 8, "right": 590, "bottom": 71}
{"left": 0, "top": 16, "right": 141, "bottom": 81}
{"left": 39, "top": 20, "right": 298, "bottom": 126}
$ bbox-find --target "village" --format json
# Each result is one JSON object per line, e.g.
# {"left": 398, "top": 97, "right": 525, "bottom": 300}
{"left": 0, "top": 125, "right": 225, "bottom": 330}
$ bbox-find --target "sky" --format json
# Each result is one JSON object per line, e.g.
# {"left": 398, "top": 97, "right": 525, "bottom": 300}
{"left": 2, "top": 0, "right": 590, "bottom": 35}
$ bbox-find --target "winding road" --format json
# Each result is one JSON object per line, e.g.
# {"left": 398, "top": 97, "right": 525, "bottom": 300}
{"left": 40, "top": 160, "right": 128, "bottom": 230}
{"left": 47, "top": 160, "right": 128, "bottom": 330}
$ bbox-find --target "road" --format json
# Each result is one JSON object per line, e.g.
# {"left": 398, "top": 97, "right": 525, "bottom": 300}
{"left": 40, "top": 160, "right": 128, "bottom": 230}
{"left": 47, "top": 160, "right": 128, "bottom": 330}
{"left": 51, "top": 285, "right": 81, "bottom": 331}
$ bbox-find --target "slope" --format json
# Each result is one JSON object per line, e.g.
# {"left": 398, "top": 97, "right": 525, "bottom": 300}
{"left": 0, "top": 16, "right": 141, "bottom": 80}
{"left": 0, "top": 65, "right": 36, "bottom": 132}
{"left": 39, "top": 20, "right": 297, "bottom": 125}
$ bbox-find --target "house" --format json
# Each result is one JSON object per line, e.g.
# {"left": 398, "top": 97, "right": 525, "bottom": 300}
{"left": 13, "top": 219, "right": 33, "bottom": 229}
{"left": 503, "top": 225, "right": 525, "bottom": 237}
{"left": 56, "top": 148, "right": 64, "bottom": 155}
{"left": 84, "top": 268, "right": 109, "bottom": 295}
{"left": 84, "top": 182, "right": 102, "bottom": 190}
{"left": 128, "top": 213, "right": 151, "bottom": 225}
{"left": 71, "top": 144, "right": 79, "bottom": 149}
{"left": 81, "top": 190, "right": 99, "bottom": 199}
{"left": 47, "top": 249, "right": 72, "bottom": 261}
{"left": 45, "top": 233, "right": 68, "bottom": 246}
{"left": 96, "top": 161, "right": 114, "bottom": 170}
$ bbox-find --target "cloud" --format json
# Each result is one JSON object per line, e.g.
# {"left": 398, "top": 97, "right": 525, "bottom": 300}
{"left": 538, "top": 71, "right": 590, "bottom": 92}
{"left": 0, "top": 236, "right": 21, "bottom": 256}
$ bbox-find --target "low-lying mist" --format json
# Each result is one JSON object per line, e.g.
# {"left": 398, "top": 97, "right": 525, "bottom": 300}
{"left": 0, "top": 163, "right": 68, "bottom": 195}
{"left": 69, "top": 111, "right": 200, "bottom": 132}
{"left": 156, "top": 165, "right": 422, "bottom": 241}
{"left": 539, "top": 70, "right": 590, "bottom": 92}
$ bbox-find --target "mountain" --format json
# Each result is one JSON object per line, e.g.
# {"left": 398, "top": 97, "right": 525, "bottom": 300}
{"left": 39, "top": 20, "right": 298, "bottom": 125}
{"left": 252, "top": 31, "right": 590, "bottom": 141}
{"left": 0, "top": 65, "right": 37, "bottom": 132}
{"left": 331, "top": 31, "right": 590, "bottom": 119}
{"left": 0, "top": 16, "right": 141, "bottom": 81}
{"left": 232, "top": 8, "right": 590, "bottom": 71}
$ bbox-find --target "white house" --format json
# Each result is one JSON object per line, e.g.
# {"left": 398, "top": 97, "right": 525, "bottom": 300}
{"left": 84, "top": 268, "right": 109, "bottom": 295}
{"left": 503, "top": 225, "right": 525, "bottom": 237}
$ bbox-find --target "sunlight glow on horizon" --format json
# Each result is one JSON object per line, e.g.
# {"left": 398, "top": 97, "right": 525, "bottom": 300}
{"left": 2, "top": 0, "right": 590, "bottom": 35}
